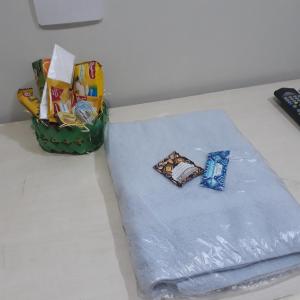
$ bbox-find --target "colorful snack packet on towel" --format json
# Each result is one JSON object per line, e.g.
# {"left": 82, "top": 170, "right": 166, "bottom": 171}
{"left": 154, "top": 151, "right": 203, "bottom": 187}
{"left": 17, "top": 88, "right": 40, "bottom": 118}
{"left": 201, "top": 150, "right": 230, "bottom": 191}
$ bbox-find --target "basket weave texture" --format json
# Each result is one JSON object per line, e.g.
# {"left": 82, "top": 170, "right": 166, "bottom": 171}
{"left": 32, "top": 104, "right": 108, "bottom": 154}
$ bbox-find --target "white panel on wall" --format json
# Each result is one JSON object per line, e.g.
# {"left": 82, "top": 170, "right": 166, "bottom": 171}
{"left": 33, "top": 0, "right": 103, "bottom": 26}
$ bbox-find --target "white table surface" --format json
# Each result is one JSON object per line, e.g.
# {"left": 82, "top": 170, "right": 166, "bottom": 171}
{"left": 1, "top": 79, "right": 300, "bottom": 300}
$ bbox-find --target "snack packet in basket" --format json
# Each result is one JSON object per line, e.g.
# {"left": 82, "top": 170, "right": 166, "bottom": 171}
{"left": 32, "top": 58, "right": 50, "bottom": 98}
{"left": 57, "top": 112, "right": 85, "bottom": 128}
{"left": 47, "top": 78, "right": 72, "bottom": 123}
{"left": 17, "top": 88, "right": 40, "bottom": 118}
{"left": 74, "top": 100, "right": 97, "bottom": 125}
{"left": 40, "top": 44, "right": 75, "bottom": 121}
{"left": 73, "top": 61, "right": 104, "bottom": 113}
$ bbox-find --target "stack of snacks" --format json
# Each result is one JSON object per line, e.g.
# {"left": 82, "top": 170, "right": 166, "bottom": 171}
{"left": 17, "top": 44, "right": 107, "bottom": 154}
{"left": 18, "top": 44, "right": 104, "bottom": 126}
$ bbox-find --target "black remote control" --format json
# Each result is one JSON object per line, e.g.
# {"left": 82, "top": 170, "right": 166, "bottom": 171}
{"left": 274, "top": 88, "right": 300, "bottom": 125}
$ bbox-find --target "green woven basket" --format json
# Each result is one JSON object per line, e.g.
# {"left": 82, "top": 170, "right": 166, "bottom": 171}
{"left": 32, "top": 104, "right": 108, "bottom": 154}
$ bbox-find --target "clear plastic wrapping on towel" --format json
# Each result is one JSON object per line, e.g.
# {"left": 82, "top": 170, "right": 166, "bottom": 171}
{"left": 105, "top": 110, "right": 300, "bottom": 300}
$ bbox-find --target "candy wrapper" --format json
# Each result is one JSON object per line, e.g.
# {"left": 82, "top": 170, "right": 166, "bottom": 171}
{"left": 73, "top": 61, "right": 104, "bottom": 113}
{"left": 57, "top": 112, "right": 85, "bottom": 128}
{"left": 74, "top": 100, "right": 97, "bottom": 125}
{"left": 47, "top": 78, "right": 72, "bottom": 123}
{"left": 40, "top": 44, "right": 75, "bottom": 121}
{"left": 200, "top": 150, "right": 230, "bottom": 191}
{"left": 32, "top": 58, "right": 50, "bottom": 98}
{"left": 17, "top": 88, "right": 40, "bottom": 118}
{"left": 153, "top": 151, "right": 203, "bottom": 187}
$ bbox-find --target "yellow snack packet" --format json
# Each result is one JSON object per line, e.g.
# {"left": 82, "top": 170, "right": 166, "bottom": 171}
{"left": 17, "top": 88, "right": 40, "bottom": 118}
{"left": 73, "top": 61, "right": 104, "bottom": 113}
{"left": 57, "top": 112, "right": 85, "bottom": 128}
{"left": 47, "top": 78, "right": 72, "bottom": 123}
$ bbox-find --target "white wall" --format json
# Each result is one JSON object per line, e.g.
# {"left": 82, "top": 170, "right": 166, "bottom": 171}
{"left": 1, "top": 0, "right": 300, "bottom": 123}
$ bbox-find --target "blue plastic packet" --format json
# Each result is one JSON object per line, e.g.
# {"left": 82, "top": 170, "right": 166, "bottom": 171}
{"left": 200, "top": 150, "right": 230, "bottom": 191}
{"left": 74, "top": 100, "right": 97, "bottom": 124}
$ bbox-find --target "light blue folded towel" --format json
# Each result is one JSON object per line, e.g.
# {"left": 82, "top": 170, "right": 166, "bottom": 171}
{"left": 105, "top": 110, "right": 300, "bottom": 299}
